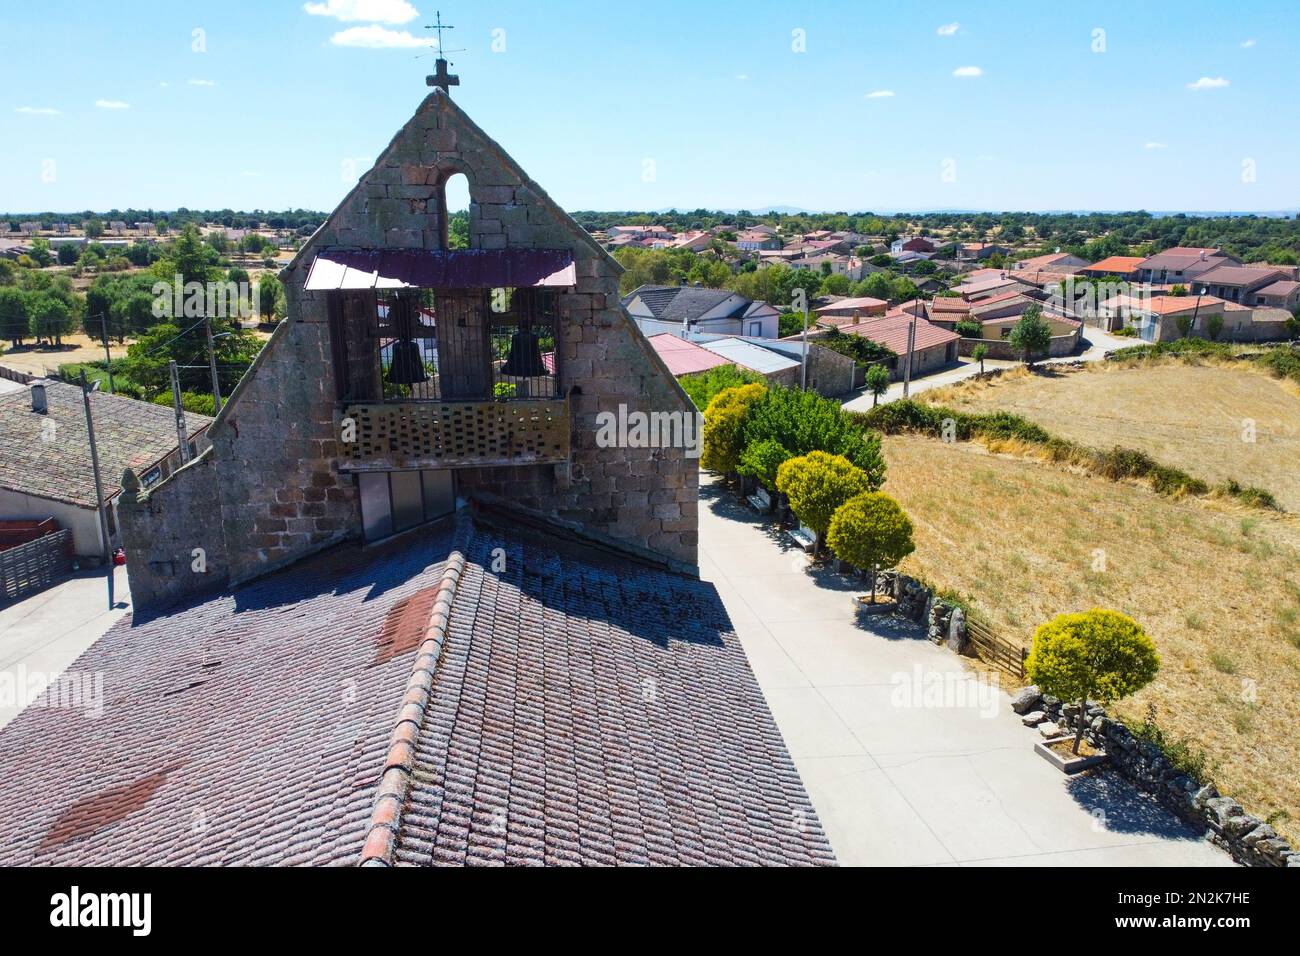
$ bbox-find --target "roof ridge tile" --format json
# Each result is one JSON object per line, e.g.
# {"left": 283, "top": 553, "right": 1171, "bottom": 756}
{"left": 359, "top": 529, "right": 473, "bottom": 867}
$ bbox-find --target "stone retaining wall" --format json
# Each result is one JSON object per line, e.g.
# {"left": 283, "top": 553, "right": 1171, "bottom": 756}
{"left": 878, "top": 570, "right": 1297, "bottom": 868}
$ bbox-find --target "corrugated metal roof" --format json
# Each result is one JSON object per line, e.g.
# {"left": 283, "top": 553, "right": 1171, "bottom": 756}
{"left": 304, "top": 248, "right": 576, "bottom": 291}
{"left": 699, "top": 337, "right": 801, "bottom": 375}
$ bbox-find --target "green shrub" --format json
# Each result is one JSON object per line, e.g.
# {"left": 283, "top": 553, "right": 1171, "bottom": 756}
{"left": 775, "top": 451, "right": 875, "bottom": 554}
{"left": 826, "top": 491, "right": 916, "bottom": 601}
{"left": 736, "top": 439, "right": 791, "bottom": 490}
{"left": 700, "top": 383, "right": 766, "bottom": 474}
{"left": 1026, "top": 608, "right": 1160, "bottom": 754}
{"left": 1128, "top": 704, "right": 1215, "bottom": 785}
{"left": 151, "top": 390, "right": 217, "bottom": 416}
{"left": 743, "top": 385, "right": 886, "bottom": 488}
{"left": 955, "top": 319, "right": 982, "bottom": 338}
{"left": 679, "top": 363, "right": 763, "bottom": 410}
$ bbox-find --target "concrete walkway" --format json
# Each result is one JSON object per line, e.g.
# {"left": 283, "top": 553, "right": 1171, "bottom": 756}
{"left": 842, "top": 328, "right": 1136, "bottom": 411}
{"left": 0, "top": 566, "right": 130, "bottom": 729}
{"left": 699, "top": 480, "right": 1231, "bottom": 866}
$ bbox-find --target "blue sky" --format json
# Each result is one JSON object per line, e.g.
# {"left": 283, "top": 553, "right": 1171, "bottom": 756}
{"left": 2, "top": 0, "right": 1298, "bottom": 214}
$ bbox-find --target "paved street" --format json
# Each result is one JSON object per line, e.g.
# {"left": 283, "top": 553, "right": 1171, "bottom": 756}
{"left": 842, "top": 328, "right": 1136, "bottom": 411}
{"left": 698, "top": 479, "right": 1231, "bottom": 866}
{"left": 0, "top": 566, "right": 130, "bottom": 729}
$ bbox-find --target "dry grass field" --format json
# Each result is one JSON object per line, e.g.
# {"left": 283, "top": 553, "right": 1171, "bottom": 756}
{"left": 923, "top": 362, "right": 1300, "bottom": 510}
{"left": 884, "top": 432, "right": 1300, "bottom": 842}
{"left": 0, "top": 333, "right": 131, "bottom": 377}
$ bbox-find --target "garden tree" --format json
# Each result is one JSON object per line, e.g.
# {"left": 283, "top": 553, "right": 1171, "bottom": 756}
{"left": 1025, "top": 609, "right": 1160, "bottom": 755}
{"left": 700, "top": 383, "right": 767, "bottom": 475}
{"left": 84, "top": 219, "right": 105, "bottom": 239}
{"left": 741, "top": 385, "right": 886, "bottom": 489}
{"left": 448, "top": 211, "right": 470, "bottom": 249}
{"left": 0, "top": 287, "right": 28, "bottom": 347}
{"left": 775, "top": 451, "right": 875, "bottom": 555}
{"left": 111, "top": 292, "right": 155, "bottom": 341}
{"left": 826, "top": 491, "right": 916, "bottom": 602}
{"left": 1169, "top": 284, "right": 1187, "bottom": 297}
{"left": 678, "top": 362, "right": 761, "bottom": 410}
{"left": 736, "top": 439, "right": 791, "bottom": 491}
{"left": 56, "top": 243, "right": 79, "bottom": 266}
{"left": 28, "top": 238, "right": 52, "bottom": 267}
{"left": 1206, "top": 313, "right": 1224, "bottom": 342}
{"left": 28, "top": 294, "right": 74, "bottom": 346}
{"left": 154, "top": 223, "right": 222, "bottom": 289}
{"left": 120, "top": 321, "right": 263, "bottom": 397}
{"left": 256, "top": 273, "right": 283, "bottom": 321}
{"left": 1175, "top": 314, "right": 1194, "bottom": 338}
{"left": 955, "top": 318, "right": 982, "bottom": 338}
{"left": 865, "top": 363, "right": 891, "bottom": 407}
{"left": 972, "top": 343, "right": 989, "bottom": 373}
{"left": 125, "top": 241, "right": 156, "bottom": 267}
{"left": 1008, "top": 305, "right": 1052, "bottom": 366}
{"left": 821, "top": 273, "right": 852, "bottom": 296}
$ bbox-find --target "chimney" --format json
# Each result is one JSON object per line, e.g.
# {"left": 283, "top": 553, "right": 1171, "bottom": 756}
{"left": 1201, "top": 250, "right": 1207, "bottom": 261}
{"left": 30, "top": 381, "right": 48, "bottom": 414}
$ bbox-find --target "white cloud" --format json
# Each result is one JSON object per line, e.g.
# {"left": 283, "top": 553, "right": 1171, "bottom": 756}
{"left": 188, "top": 79, "right": 217, "bottom": 86}
{"left": 1144, "top": 142, "right": 1168, "bottom": 150}
{"left": 953, "top": 65, "right": 983, "bottom": 78}
{"left": 735, "top": 73, "right": 749, "bottom": 81}
{"left": 329, "top": 25, "right": 434, "bottom": 48}
{"left": 1240, "top": 38, "right": 1256, "bottom": 48}
{"left": 937, "top": 22, "right": 960, "bottom": 36}
{"left": 159, "top": 81, "right": 170, "bottom": 88}
{"left": 303, "top": 0, "right": 417, "bottom": 24}
{"left": 95, "top": 99, "right": 130, "bottom": 110}
{"left": 865, "top": 90, "right": 895, "bottom": 99}
{"left": 15, "top": 106, "right": 61, "bottom": 115}
{"left": 1186, "top": 76, "right": 1229, "bottom": 90}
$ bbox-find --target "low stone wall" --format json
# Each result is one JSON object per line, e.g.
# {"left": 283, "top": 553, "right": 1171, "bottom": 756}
{"left": 956, "top": 333, "right": 1079, "bottom": 360}
{"left": 877, "top": 570, "right": 1297, "bottom": 868}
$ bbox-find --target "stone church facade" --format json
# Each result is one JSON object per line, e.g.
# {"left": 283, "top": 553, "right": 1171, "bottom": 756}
{"left": 119, "top": 88, "right": 698, "bottom": 611}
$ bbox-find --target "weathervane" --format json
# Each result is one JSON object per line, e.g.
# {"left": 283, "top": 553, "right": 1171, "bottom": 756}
{"left": 425, "top": 11, "right": 461, "bottom": 94}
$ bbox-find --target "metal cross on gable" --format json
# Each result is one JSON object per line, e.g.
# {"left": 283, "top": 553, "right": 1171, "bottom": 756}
{"left": 425, "top": 11, "right": 460, "bottom": 93}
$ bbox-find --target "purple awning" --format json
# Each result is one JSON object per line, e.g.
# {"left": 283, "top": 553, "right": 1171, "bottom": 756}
{"left": 304, "top": 248, "right": 576, "bottom": 291}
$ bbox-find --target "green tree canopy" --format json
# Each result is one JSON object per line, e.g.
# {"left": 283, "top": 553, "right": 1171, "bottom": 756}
{"left": 1008, "top": 305, "right": 1052, "bottom": 365}
{"left": 775, "top": 451, "right": 875, "bottom": 553}
{"left": 1025, "top": 609, "right": 1160, "bottom": 754}
{"left": 700, "top": 383, "right": 767, "bottom": 475}
{"left": 826, "top": 491, "right": 916, "bottom": 601}
{"left": 864, "top": 364, "right": 891, "bottom": 406}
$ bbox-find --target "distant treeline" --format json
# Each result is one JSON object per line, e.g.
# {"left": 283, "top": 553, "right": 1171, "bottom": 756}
{"left": 570, "top": 210, "right": 1300, "bottom": 264}
{"left": 4, "top": 208, "right": 329, "bottom": 234}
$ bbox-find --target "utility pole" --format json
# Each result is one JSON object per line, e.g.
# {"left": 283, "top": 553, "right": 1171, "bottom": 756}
{"left": 204, "top": 317, "right": 223, "bottom": 414}
{"left": 170, "top": 360, "right": 191, "bottom": 465}
{"left": 79, "top": 370, "right": 114, "bottom": 610}
{"left": 902, "top": 314, "right": 917, "bottom": 399}
{"left": 800, "top": 307, "right": 809, "bottom": 390}
{"left": 97, "top": 312, "right": 115, "bottom": 394}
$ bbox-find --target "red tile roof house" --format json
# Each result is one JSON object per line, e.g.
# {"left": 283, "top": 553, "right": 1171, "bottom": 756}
{"left": 0, "top": 86, "right": 835, "bottom": 866}
{"left": 1133, "top": 247, "right": 1241, "bottom": 285}
{"left": 804, "top": 312, "right": 959, "bottom": 381}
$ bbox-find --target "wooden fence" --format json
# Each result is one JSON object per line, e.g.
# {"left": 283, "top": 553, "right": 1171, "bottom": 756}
{"left": 966, "top": 616, "right": 1028, "bottom": 679}
{"left": 0, "top": 529, "right": 72, "bottom": 602}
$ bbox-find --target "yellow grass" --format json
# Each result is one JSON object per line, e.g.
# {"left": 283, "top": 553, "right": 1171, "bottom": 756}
{"left": 883, "top": 433, "right": 1300, "bottom": 842}
{"left": 0, "top": 332, "right": 131, "bottom": 377}
{"left": 923, "top": 362, "right": 1300, "bottom": 510}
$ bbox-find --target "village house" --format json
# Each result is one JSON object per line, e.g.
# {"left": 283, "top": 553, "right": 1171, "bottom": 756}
{"left": 1189, "top": 264, "right": 1292, "bottom": 304}
{"left": 734, "top": 229, "right": 783, "bottom": 251}
{"left": 1133, "top": 246, "right": 1240, "bottom": 285}
{"left": 1014, "top": 251, "right": 1088, "bottom": 273}
{"left": 623, "top": 284, "right": 780, "bottom": 339}
{"left": 1078, "top": 255, "right": 1144, "bottom": 279}
{"left": 814, "top": 296, "right": 888, "bottom": 323}
{"left": 0, "top": 379, "right": 210, "bottom": 558}
{"left": 1103, "top": 292, "right": 1291, "bottom": 343}
{"left": 0, "top": 73, "right": 834, "bottom": 869}
{"left": 890, "top": 236, "right": 935, "bottom": 254}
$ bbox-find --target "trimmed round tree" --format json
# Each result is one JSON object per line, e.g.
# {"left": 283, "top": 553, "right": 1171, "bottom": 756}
{"left": 775, "top": 451, "right": 874, "bottom": 555}
{"left": 1025, "top": 609, "right": 1160, "bottom": 754}
{"left": 700, "top": 383, "right": 767, "bottom": 476}
{"left": 826, "top": 492, "right": 916, "bottom": 602}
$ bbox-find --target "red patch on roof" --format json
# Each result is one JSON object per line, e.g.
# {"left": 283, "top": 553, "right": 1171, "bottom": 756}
{"left": 41, "top": 762, "right": 184, "bottom": 850}
{"left": 372, "top": 586, "right": 439, "bottom": 667}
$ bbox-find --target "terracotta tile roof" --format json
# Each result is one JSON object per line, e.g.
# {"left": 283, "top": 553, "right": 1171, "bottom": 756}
{"left": 835, "top": 313, "right": 959, "bottom": 353}
{"left": 814, "top": 296, "right": 887, "bottom": 314}
{"left": 646, "top": 333, "right": 734, "bottom": 376}
{"left": 1257, "top": 279, "right": 1300, "bottom": 297}
{"left": 1194, "top": 265, "right": 1286, "bottom": 287}
{"left": 928, "top": 297, "right": 972, "bottom": 313}
{"left": 0, "top": 380, "right": 211, "bottom": 508}
{"left": 1082, "top": 255, "right": 1144, "bottom": 275}
{"left": 0, "top": 518, "right": 833, "bottom": 867}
